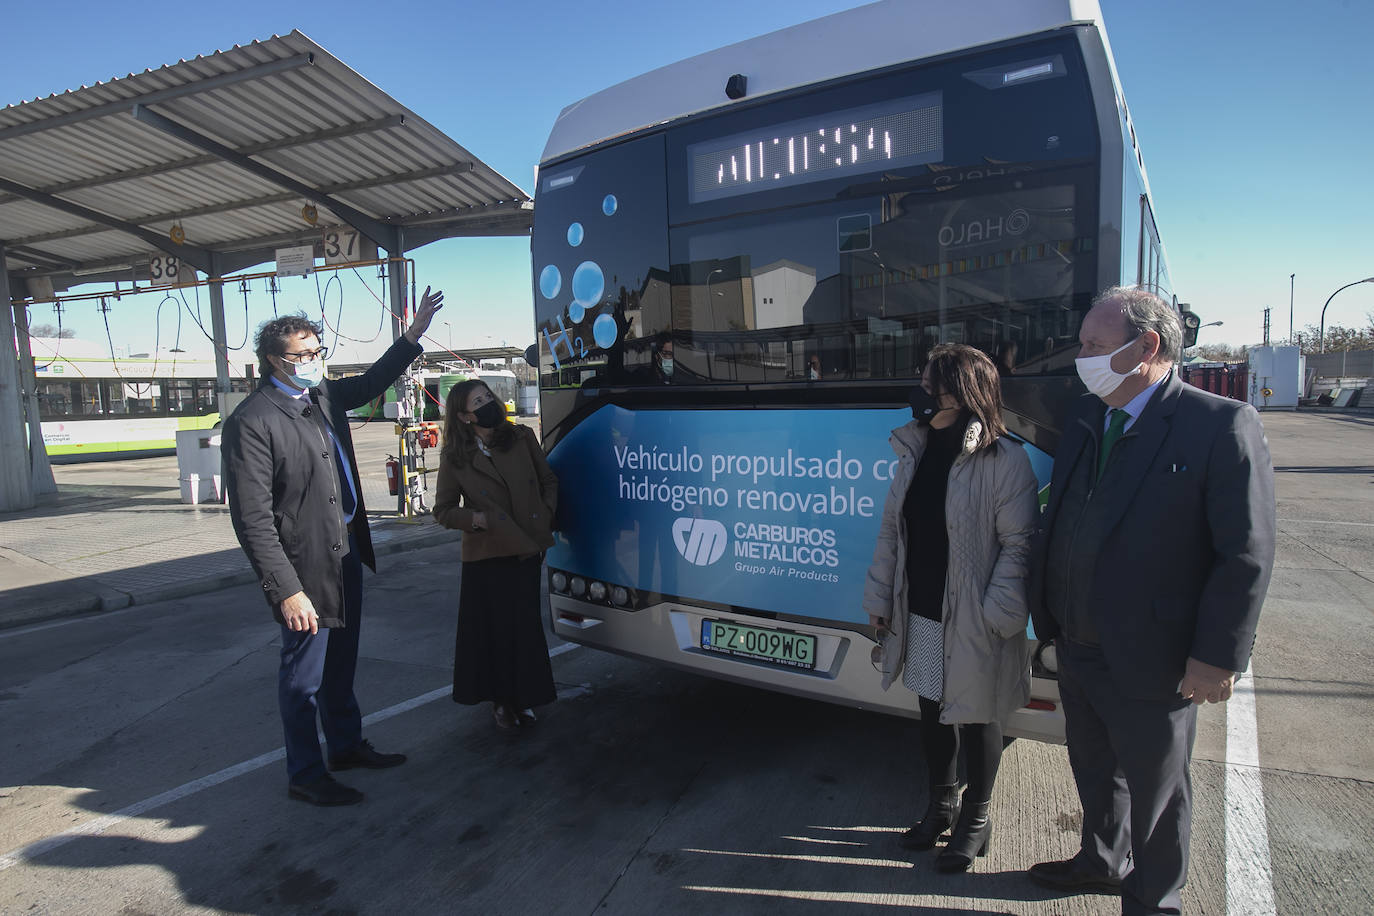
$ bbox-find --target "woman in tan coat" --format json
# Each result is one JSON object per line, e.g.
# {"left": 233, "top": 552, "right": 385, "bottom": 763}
{"left": 863, "top": 344, "right": 1038, "bottom": 872}
{"left": 435, "top": 380, "right": 559, "bottom": 730}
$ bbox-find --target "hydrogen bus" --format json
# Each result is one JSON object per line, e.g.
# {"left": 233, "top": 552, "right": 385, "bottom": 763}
{"left": 30, "top": 340, "right": 242, "bottom": 461}
{"left": 531, "top": 0, "right": 1182, "bottom": 742}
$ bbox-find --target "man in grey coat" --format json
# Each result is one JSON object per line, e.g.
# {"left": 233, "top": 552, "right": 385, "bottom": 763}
{"left": 1027, "top": 287, "right": 1275, "bottom": 915}
{"left": 224, "top": 288, "right": 441, "bottom": 806}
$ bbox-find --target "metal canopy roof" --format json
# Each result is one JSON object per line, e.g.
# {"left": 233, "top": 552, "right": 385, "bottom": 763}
{"left": 0, "top": 30, "right": 533, "bottom": 297}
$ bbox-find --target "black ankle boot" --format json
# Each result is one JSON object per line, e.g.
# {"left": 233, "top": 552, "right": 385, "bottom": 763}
{"left": 935, "top": 799, "right": 991, "bottom": 872}
{"left": 898, "top": 784, "right": 961, "bottom": 850}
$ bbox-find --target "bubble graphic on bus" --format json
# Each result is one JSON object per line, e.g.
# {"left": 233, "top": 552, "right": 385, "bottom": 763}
{"left": 592, "top": 312, "right": 617, "bottom": 348}
{"left": 569, "top": 301, "right": 586, "bottom": 323}
{"left": 602, "top": 194, "right": 618, "bottom": 216}
{"left": 539, "top": 265, "right": 562, "bottom": 299}
{"left": 571, "top": 260, "right": 604, "bottom": 308}
{"left": 567, "top": 222, "right": 584, "bottom": 247}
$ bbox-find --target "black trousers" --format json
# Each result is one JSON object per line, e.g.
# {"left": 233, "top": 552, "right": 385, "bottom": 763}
{"left": 916, "top": 696, "right": 1003, "bottom": 804}
{"left": 277, "top": 533, "right": 364, "bottom": 784}
{"left": 1057, "top": 638, "right": 1198, "bottom": 916}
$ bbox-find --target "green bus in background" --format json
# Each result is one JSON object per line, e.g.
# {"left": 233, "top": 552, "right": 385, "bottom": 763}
{"left": 348, "top": 364, "right": 520, "bottom": 422}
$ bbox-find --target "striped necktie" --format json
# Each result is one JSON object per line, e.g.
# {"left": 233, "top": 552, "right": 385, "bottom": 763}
{"left": 1097, "top": 408, "right": 1128, "bottom": 481}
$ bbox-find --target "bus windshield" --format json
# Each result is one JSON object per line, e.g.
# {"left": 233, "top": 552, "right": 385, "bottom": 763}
{"left": 534, "top": 35, "right": 1099, "bottom": 388}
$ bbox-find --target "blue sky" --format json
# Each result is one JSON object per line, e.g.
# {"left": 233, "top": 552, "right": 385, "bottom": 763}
{"left": 3, "top": 0, "right": 1371, "bottom": 358}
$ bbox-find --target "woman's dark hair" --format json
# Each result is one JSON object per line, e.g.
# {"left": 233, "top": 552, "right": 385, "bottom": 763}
{"left": 924, "top": 343, "right": 1007, "bottom": 450}
{"left": 441, "top": 379, "right": 518, "bottom": 466}
{"left": 254, "top": 313, "right": 324, "bottom": 384}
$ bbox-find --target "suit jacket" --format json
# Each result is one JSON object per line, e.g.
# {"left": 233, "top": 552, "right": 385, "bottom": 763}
{"left": 433, "top": 425, "right": 558, "bottom": 563}
{"left": 1029, "top": 371, "right": 1276, "bottom": 698}
{"left": 223, "top": 337, "right": 422, "bottom": 626}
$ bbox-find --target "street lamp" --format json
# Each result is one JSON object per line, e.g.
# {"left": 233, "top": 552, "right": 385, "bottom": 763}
{"left": 1320, "top": 277, "right": 1374, "bottom": 353}
{"left": 442, "top": 320, "right": 452, "bottom": 350}
{"left": 706, "top": 268, "right": 725, "bottom": 329}
{"left": 1288, "top": 273, "right": 1294, "bottom": 344}
{"left": 1185, "top": 321, "right": 1222, "bottom": 355}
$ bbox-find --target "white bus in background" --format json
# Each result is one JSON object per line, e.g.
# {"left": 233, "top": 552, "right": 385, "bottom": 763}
{"left": 29, "top": 338, "right": 247, "bottom": 461}
{"left": 474, "top": 368, "right": 520, "bottom": 417}
{"left": 531, "top": 0, "right": 1185, "bottom": 743}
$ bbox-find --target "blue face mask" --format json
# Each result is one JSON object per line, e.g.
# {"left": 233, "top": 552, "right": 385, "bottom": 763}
{"left": 660, "top": 357, "right": 674, "bottom": 378}
{"left": 281, "top": 358, "right": 325, "bottom": 389}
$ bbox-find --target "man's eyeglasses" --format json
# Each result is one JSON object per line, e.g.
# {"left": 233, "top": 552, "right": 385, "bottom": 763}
{"left": 281, "top": 347, "right": 328, "bottom": 364}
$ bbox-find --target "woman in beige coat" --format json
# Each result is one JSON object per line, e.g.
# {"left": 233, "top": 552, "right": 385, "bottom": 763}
{"left": 435, "top": 380, "right": 559, "bottom": 731}
{"left": 863, "top": 344, "right": 1038, "bottom": 872}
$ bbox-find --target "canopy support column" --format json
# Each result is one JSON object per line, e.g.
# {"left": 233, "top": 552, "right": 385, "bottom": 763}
{"left": 208, "top": 269, "right": 233, "bottom": 417}
{"left": 386, "top": 233, "right": 408, "bottom": 514}
{"left": 11, "top": 300, "right": 56, "bottom": 495}
{"left": 0, "top": 247, "right": 36, "bottom": 511}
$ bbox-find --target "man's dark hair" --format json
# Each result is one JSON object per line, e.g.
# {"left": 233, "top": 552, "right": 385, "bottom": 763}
{"left": 255, "top": 313, "right": 324, "bottom": 384}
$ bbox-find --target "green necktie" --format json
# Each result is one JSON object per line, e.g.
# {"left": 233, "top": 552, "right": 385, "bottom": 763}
{"left": 1097, "top": 408, "right": 1129, "bottom": 481}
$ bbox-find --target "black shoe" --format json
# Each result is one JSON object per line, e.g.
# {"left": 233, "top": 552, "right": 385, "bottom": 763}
{"left": 493, "top": 704, "right": 519, "bottom": 731}
{"left": 516, "top": 708, "right": 538, "bottom": 727}
{"left": 288, "top": 774, "right": 364, "bottom": 806}
{"left": 935, "top": 800, "right": 991, "bottom": 873}
{"left": 1027, "top": 857, "right": 1124, "bottom": 895}
{"left": 898, "top": 784, "right": 961, "bottom": 850}
{"left": 328, "top": 739, "right": 407, "bottom": 771}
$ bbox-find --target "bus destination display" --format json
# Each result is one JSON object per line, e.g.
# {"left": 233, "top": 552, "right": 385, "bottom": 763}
{"left": 688, "top": 92, "right": 943, "bottom": 203}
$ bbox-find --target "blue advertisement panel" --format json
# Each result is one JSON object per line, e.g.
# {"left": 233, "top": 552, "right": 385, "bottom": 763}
{"left": 547, "top": 405, "right": 1052, "bottom": 627}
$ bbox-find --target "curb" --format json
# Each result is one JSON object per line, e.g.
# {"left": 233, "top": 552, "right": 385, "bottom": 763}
{"left": 0, "top": 522, "right": 461, "bottom": 632}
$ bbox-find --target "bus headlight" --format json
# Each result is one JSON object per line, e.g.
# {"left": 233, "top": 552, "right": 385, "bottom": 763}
{"left": 588, "top": 581, "right": 607, "bottom": 602}
{"left": 610, "top": 586, "right": 630, "bottom": 607}
{"left": 570, "top": 576, "right": 587, "bottom": 598}
{"left": 550, "top": 571, "right": 568, "bottom": 593}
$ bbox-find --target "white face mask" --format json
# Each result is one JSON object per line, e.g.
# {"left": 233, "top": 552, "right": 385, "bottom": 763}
{"left": 1075, "top": 335, "right": 1143, "bottom": 399}
{"left": 279, "top": 357, "right": 325, "bottom": 389}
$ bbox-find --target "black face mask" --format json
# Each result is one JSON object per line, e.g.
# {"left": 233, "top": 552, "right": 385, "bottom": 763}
{"left": 909, "top": 386, "right": 941, "bottom": 425}
{"left": 473, "top": 401, "right": 504, "bottom": 429}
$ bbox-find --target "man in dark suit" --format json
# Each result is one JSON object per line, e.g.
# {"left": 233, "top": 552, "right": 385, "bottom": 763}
{"left": 224, "top": 288, "right": 442, "bottom": 806}
{"left": 1026, "top": 286, "right": 1275, "bottom": 915}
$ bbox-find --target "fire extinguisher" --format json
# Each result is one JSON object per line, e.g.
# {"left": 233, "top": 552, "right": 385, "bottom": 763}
{"left": 385, "top": 455, "right": 400, "bottom": 496}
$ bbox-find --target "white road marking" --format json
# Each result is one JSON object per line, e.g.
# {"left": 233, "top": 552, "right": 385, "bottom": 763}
{"left": 0, "top": 642, "right": 580, "bottom": 871}
{"left": 1278, "top": 518, "right": 1374, "bottom": 528}
{"left": 1225, "top": 669, "right": 1278, "bottom": 916}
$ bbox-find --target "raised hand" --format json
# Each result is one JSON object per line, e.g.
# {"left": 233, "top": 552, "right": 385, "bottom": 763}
{"left": 404, "top": 286, "right": 445, "bottom": 343}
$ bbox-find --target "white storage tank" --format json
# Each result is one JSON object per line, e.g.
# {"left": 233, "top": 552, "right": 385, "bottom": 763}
{"left": 1247, "top": 345, "right": 1302, "bottom": 409}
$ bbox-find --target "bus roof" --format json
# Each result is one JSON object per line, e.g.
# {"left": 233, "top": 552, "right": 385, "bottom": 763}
{"left": 541, "top": 0, "right": 1106, "bottom": 164}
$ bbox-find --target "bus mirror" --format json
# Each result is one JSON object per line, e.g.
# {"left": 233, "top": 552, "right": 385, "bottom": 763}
{"left": 524, "top": 343, "right": 539, "bottom": 367}
{"left": 1179, "top": 307, "right": 1201, "bottom": 349}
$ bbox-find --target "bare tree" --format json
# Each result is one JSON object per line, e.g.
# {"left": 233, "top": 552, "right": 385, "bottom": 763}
{"left": 29, "top": 323, "right": 74, "bottom": 338}
{"left": 1297, "top": 323, "right": 1373, "bottom": 355}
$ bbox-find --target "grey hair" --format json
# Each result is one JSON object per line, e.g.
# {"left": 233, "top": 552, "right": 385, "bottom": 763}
{"left": 1091, "top": 286, "right": 1182, "bottom": 363}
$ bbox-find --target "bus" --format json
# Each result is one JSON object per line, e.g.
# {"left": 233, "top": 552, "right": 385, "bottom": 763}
{"left": 531, "top": 0, "right": 1180, "bottom": 742}
{"left": 348, "top": 363, "right": 521, "bottom": 422}
{"left": 30, "top": 339, "right": 244, "bottom": 462}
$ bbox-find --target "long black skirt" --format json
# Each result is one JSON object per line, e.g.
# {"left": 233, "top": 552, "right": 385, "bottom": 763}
{"left": 452, "top": 554, "right": 556, "bottom": 709}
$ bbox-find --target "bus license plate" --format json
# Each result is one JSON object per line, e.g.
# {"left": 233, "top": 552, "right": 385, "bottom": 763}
{"left": 700, "top": 620, "right": 816, "bottom": 670}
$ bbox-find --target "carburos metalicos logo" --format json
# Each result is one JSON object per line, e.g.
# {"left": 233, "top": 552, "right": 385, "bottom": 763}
{"left": 673, "top": 517, "right": 728, "bottom": 566}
